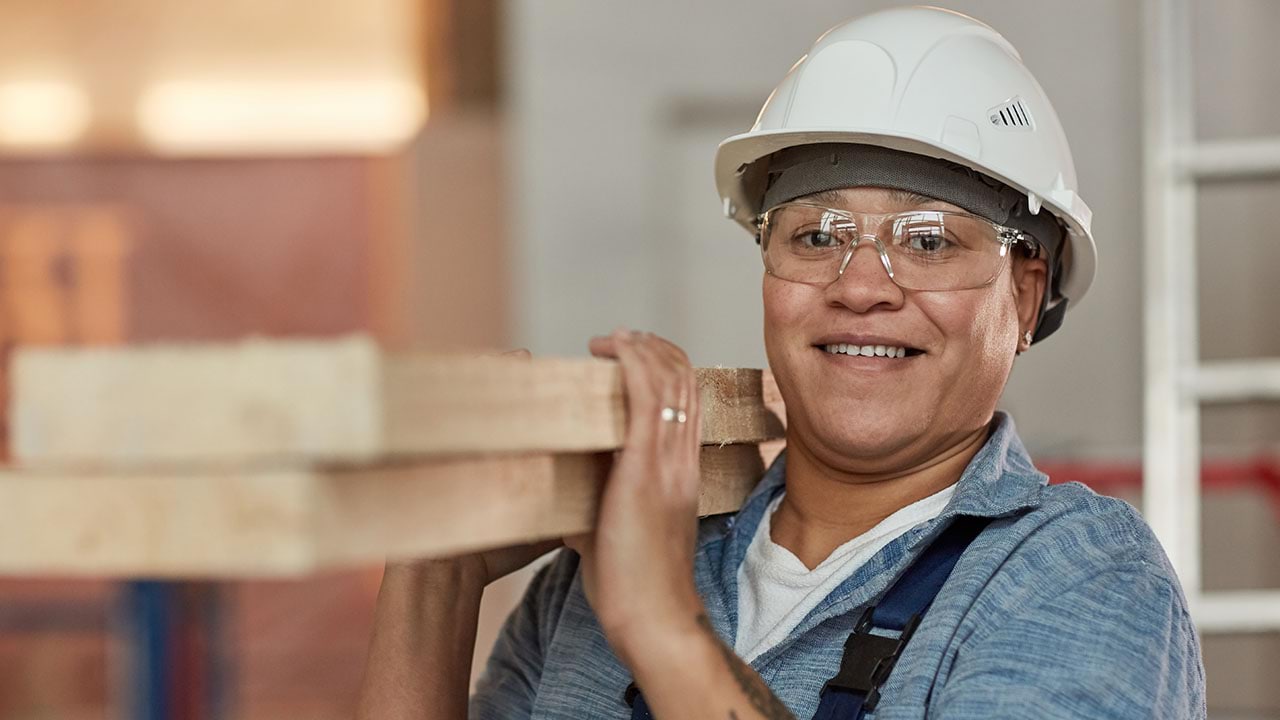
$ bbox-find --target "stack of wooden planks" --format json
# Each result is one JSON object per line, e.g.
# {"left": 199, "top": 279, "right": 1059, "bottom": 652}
{"left": 2, "top": 336, "right": 785, "bottom": 577}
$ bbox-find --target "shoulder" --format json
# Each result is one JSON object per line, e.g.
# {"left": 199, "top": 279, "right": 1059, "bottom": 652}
{"left": 967, "top": 481, "right": 1191, "bottom": 632}
{"left": 518, "top": 547, "right": 582, "bottom": 646}
{"left": 950, "top": 485, "right": 1203, "bottom": 686}
{"left": 1017, "top": 481, "right": 1174, "bottom": 580}
{"left": 533, "top": 546, "right": 581, "bottom": 601}
{"left": 971, "top": 414, "right": 1181, "bottom": 591}
{"left": 536, "top": 545, "right": 581, "bottom": 586}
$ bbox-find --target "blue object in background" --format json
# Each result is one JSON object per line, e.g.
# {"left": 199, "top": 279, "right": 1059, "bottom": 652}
{"left": 121, "top": 581, "right": 175, "bottom": 720}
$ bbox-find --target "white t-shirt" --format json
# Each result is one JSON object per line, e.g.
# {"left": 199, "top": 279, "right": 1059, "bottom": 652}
{"left": 734, "top": 484, "right": 957, "bottom": 663}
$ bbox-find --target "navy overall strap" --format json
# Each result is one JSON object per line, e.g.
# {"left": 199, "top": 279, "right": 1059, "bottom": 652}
{"left": 814, "top": 515, "right": 991, "bottom": 719}
{"left": 624, "top": 515, "right": 989, "bottom": 720}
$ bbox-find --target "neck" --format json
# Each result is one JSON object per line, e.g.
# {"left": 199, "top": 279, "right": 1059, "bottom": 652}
{"left": 770, "top": 423, "right": 990, "bottom": 570}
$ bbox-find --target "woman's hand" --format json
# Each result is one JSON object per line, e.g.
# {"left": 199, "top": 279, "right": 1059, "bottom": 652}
{"left": 566, "top": 328, "right": 706, "bottom": 662}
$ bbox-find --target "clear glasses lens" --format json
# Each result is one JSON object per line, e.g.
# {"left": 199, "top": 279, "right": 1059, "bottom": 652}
{"left": 760, "top": 203, "right": 1018, "bottom": 291}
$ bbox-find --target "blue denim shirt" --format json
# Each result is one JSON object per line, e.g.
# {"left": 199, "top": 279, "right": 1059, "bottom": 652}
{"left": 470, "top": 413, "right": 1207, "bottom": 719}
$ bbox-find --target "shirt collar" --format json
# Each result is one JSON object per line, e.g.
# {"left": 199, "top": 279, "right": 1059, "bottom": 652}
{"left": 730, "top": 411, "right": 1046, "bottom": 543}
{"left": 936, "top": 411, "right": 1049, "bottom": 520}
{"left": 710, "top": 411, "right": 1046, "bottom": 651}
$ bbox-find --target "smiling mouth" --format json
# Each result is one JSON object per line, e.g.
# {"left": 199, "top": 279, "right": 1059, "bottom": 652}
{"left": 817, "top": 343, "right": 925, "bottom": 359}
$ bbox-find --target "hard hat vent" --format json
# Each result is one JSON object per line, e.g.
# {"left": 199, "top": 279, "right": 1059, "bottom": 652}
{"left": 988, "top": 97, "right": 1034, "bottom": 130}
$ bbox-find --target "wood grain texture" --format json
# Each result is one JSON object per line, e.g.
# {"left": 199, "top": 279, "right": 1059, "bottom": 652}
{"left": 12, "top": 336, "right": 784, "bottom": 467}
{"left": 11, "top": 336, "right": 385, "bottom": 465}
{"left": 0, "top": 445, "right": 768, "bottom": 577}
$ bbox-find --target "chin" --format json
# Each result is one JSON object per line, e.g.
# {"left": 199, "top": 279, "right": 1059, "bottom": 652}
{"left": 799, "top": 398, "right": 929, "bottom": 464}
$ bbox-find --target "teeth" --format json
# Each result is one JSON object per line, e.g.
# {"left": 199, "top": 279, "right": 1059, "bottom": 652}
{"left": 824, "top": 344, "right": 911, "bottom": 358}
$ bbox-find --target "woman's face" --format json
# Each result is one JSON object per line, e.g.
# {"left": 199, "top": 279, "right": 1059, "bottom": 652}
{"left": 763, "top": 186, "right": 1048, "bottom": 475}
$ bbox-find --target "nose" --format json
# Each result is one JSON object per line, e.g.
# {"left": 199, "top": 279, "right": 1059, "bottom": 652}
{"left": 823, "top": 235, "right": 905, "bottom": 312}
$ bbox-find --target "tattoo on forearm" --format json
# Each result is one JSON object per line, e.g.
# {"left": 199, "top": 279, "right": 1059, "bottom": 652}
{"left": 694, "top": 613, "right": 796, "bottom": 720}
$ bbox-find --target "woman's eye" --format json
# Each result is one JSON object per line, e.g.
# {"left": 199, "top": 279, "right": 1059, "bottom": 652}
{"left": 905, "top": 231, "right": 950, "bottom": 253}
{"left": 795, "top": 231, "right": 840, "bottom": 249}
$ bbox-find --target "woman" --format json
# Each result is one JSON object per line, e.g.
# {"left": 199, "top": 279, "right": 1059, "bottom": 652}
{"left": 359, "top": 7, "right": 1205, "bottom": 719}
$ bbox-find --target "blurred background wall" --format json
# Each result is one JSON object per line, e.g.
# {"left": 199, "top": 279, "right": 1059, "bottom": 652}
{"left": 0, "top": 1, "right": 506, "bottom": 718}
{"left": 0, "top": 1, "right": 1276, "bottom": 718}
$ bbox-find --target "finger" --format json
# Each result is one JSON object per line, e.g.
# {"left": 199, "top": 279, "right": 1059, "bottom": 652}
{"left": 625, "top": 334, "right": 680, "bottom": 414}
{"left": 628, "top": 335, "right": 695, "bottom": 427}
{"left": 614, "top": 338, "right": 702, "bottom": 522}
{"left": 587, "top": 335, "right": 619, "bottom": 359}
{"left": 626, "top": 331, "right": 691, "bottom": 371}
{"left": 669, "top": 371, "right": 702, "bottom": 498}
{"left": 628, "top": 341, "right": 699, "bottom": 478}
{"left": 589, "top": 327, "right": 644, "bottom": 358}
{"left": 631, "top": 337, "right": 701, "bottom": 495}
{"left": 614, "top": 333, "right": 702, "bottom": 497}
{"left": 635, "top": 336, "right": 697, "bottom": 425}
{"left": 610, "top": 330, "right": 662, "bottom": 450}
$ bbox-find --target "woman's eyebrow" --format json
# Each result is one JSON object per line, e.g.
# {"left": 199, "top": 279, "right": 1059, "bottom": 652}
{"left": 804, "top": 188, "right": 945, "bottom": 207}
{"left": 806, "top": 189, "right": 845, "bottom": 205}
{"left": 887, "top": 189, "right": 943, "bottom": 206}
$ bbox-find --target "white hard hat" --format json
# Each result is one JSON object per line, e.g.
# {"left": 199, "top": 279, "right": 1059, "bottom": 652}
{"left": 715, "top": 6, "right": 1096, "bottom": 339}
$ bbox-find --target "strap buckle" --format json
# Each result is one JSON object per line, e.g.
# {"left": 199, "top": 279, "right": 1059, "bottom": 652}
{"left": 821, "top": 606, "right": 922, "bottom": 711}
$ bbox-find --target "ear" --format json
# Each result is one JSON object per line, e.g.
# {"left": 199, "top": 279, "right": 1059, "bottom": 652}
{"left": 1010, "top": 254, "right": 1048, "bottom": 353}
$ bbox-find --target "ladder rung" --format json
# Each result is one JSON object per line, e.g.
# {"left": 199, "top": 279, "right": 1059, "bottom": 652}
{"left": 1193, "top": 590, "right": 1280, "bottom": 634}
{"left": 1181, "top": 359, "right": 1280, "bottom": 402}
{"left": 1176, "top": 137, "right": 1280, "bottom": 179}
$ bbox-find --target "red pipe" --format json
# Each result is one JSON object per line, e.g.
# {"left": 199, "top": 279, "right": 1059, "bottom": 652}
{"left": 1038, "top": 456, "right": 1280, "bottom": 516}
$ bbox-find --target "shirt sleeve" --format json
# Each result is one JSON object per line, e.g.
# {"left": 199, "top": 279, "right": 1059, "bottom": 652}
{"left": 468, "top": 549, "right": 580, "bottom": 720}
{"left": 929, "top": 564, "right": 1207, "bottom": 719}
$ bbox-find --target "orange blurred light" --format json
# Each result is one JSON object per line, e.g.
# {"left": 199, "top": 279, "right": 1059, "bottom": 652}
{"left": 136, "top": 77, "right": 427, "bottom": 155}
{"left": 0, "top": 80, "right": 91, "bottom": 149}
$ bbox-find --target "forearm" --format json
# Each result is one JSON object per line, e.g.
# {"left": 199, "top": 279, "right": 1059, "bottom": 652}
{"left": 620, "top": 611, "right": 796, "bottom": 720}
{"left": 357, "top": 561, "right": 486, "bottom": 720}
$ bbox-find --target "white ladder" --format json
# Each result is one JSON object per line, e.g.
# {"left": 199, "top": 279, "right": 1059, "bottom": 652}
{"left": 1143, "top": 0, "right": 1280, "bottom": 634}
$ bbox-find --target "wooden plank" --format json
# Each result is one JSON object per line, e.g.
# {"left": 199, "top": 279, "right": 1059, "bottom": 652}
{"left": 11, "top": 336, "right": 784, "bottom": 467}
{"left": 381, "top": 356, "right": 783, "bottom": 458}
{"left": 0, "top": 445, "right": 768, "bottom": 577}
{"left": 12, "top": 337, "right": 385, "bottom": 466}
